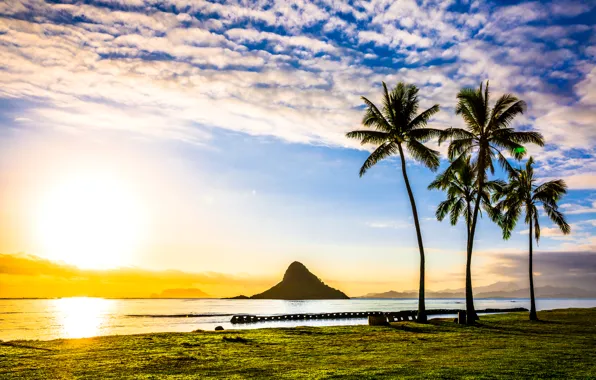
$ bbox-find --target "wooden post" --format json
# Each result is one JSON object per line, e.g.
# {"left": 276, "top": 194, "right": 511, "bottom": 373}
{"left": 458, "top": 311, "right": 467, "bottom": 325}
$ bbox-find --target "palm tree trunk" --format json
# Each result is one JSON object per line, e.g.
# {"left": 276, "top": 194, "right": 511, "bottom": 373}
{"left": 529, "top": 219, "right": 538, "bottom": 321}
{"left": 397, "top": 144, "right": 426, "bottom": 323}
{"left": 465, "top": 155, "right": 485, "bottom": 325}
{"left": 465, "top": 201, "right": 476, "bottom": 323}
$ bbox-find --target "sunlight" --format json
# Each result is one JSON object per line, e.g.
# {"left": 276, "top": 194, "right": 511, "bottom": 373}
{"left": 54, "top": 297, "right": 113, "bottom": 339}
{"left": 33, "top": 173, "right": 146, "bottom": 269}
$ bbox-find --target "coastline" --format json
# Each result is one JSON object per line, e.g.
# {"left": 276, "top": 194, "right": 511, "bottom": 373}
{"left": 2, "top": 308, "right": 596, "bottom": 378}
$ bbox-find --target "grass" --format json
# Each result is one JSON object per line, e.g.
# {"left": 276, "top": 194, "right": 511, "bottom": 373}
{"left": 1, "top": 308, "right": 596, "bottom": 379}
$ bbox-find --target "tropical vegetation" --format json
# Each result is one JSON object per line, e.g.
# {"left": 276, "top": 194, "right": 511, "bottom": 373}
{"left": 350, "top": 80, "right": 567, "bottom": 324}
{"left": 346, "top": 82, "right": 442, "bottom": 323}
{"left": 494, "top": 157, "right": 571, "bottom": 320}
{"left": 437, "top": 81, "right": 545, "bottom": 324}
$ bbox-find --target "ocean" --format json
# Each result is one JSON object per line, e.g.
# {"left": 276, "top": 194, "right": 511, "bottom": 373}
{"left": 2, "top": 298, "right": 595, "bottom": 341}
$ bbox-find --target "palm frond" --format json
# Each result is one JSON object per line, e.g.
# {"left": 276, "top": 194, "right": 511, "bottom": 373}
{"left": 408, "top": 127, "right": 443, "bottom": 143}
{"left": 543, "top": 203, "right": 571, "bottom": 235}
{"left": 346, "top": 130, "right": 389, "bottom": 145}
{"left": 533, "top": 207, "right": 540, "bottom": 242}
{"left": 489, "top": 136, "right": 526, "bottom": 160}
{"left": 382, "top": 82, "right": 397, "bottom": 127}
{"left": 438, "top": 127, "right": 475, "bottom": 145}
{"left": 436, "top": 198, "right": 456, "bottom": 222}
{"left": 361, "top": 96, "right": 393, "bottom": 133}
{"left": 533, "top": 179, "right": 568, "bottom": 203}
{"left": 450, "top": 198, "right": 465, "bottom": 226}
{"left": 408, "top": 105, "right": 440, "bottom": 130}
{"left": 456, "top": 87, "right": 485, "bottom": 131}
{"left": 490, "top": 98, "right": 527, "bottom": 130}
{"left": 358, "top": 142, "right": 398, "bottom": 177}
{"left": 401, "top": 84, "right": 420, "bottom": 123}
{"left": 447, "top": 138, "right": 475, "bottom": 160}
{"left": 495, "top": 130, "right": 544, "bottom": 147}
{"left": 493, "top": 148, "right": 516, "bottom": 175}
{"left": 406, "top": 139, "right": 440, "bottom": 171}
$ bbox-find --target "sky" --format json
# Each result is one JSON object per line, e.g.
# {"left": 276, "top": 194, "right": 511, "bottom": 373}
{"left": 0, "top": 0, "right": 595, "bottom": 298}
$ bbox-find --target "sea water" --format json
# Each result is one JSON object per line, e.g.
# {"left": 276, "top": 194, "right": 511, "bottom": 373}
{"left": 1, "top": 298, "right": 595, "bottom": 341}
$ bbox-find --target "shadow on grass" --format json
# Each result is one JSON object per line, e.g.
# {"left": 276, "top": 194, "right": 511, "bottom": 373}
{"left": 387, "top": 322, "right": 442, "bottom": 334}
{"left": 0, "top": 342, "right": 54, "bottom": 351}
{"left": 180, "top": 342, "right": 201, "bottom": 347}
{"left": 223, "top": 336, "right": 249, "bottom": 343}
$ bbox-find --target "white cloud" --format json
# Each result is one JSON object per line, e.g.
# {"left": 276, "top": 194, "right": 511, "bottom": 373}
{"left": 560, "top": 201, "right": 596, "bottom": 215}
{"left": 366, "top": 220, "right": 412, "bottom": 229}
{"left": 0, "top": 0, "right": 594, "bottom": 181}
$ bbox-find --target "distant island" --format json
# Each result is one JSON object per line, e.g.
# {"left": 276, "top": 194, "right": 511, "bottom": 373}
{"left": 150, "top": 288, "right": 210, "bottom": 298}
{"left": 234, "top": 261, "right": 349, "bottom": 300}
{"left": 359, "top": 282, "right": 596, "bottom": 299}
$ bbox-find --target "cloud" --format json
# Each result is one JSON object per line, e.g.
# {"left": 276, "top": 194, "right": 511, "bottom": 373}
{"left": 0, "top": 252, "right": 274, "bottom": 298}
{"left": 560, "top": 201, "right": 596, "bottom": 215}
{"left": 0, "top": 0, "right": 594, "bottom": 187}
{"left": 225, "top": 28, "right": 338, "bottom": 53}
{"left": 366, "top": 220, "right": 412, "bottom": 229}
{"left": 484, "top": 250, "right": 596, "bottom": 290}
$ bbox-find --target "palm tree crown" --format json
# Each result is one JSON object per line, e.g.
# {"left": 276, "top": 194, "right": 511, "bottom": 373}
{"left": 347, "top": 82, "right": 442, "bottom": 176}
{"left": 439, "top": 81, "right": 544, "bottom": 177}
{"left": 496, "top": 157, "right": 570, "bottom": 241}
{"left": 428, "top": 156, "right": 503, "bottom": 229}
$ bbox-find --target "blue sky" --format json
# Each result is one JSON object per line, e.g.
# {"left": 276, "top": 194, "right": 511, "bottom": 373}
{"left": 0, "top": 0, "right": 595, "bottom": 296}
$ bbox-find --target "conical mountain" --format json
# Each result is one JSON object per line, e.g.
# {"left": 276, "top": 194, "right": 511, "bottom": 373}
{"left": 251, "top": 262, "right": 349, "bottom": 300}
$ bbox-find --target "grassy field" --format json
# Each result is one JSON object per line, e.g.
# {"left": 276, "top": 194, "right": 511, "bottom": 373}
{"left": 1, "top": 308, "right": 595, "bottom": 379}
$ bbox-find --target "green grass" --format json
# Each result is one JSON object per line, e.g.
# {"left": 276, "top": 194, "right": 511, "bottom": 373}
{"left": 2, "top": 308, "right": 596, "bottom": 379}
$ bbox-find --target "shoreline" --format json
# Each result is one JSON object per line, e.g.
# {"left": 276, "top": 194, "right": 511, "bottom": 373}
{"left": 2, "top": 308, "right": 596, "bottom": 378}
{"left": 3, "top": 296, "right": 596, "bottom": 300}
{"left": 3, "top": 306, "right": 595, "bottom": 343}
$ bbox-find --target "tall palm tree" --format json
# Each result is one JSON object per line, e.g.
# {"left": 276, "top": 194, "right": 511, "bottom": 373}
{"left": 495, "top": 157, "right": 570, "bottom": 320}
{"left": 346, "top": 82, "right": 442, "bottom": 323}
{"left": 429, "top": 157, "right": 503, "bottom": 320}
{"left": 438, "top": 81, "right": 544, "bottom": 324}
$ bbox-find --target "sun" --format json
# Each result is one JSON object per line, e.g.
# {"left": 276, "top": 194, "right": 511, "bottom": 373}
{"left": 33, "top": 173, "right": 146, "bottom": 269}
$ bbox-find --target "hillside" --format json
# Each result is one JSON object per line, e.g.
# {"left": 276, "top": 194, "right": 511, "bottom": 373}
{"left": 251, "top": 262, "right": 349, "bottom": 300}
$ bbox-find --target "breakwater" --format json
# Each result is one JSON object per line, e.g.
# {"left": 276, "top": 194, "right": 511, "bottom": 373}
{"left": 230, "top": 307, "right": 528, "bottom": 324}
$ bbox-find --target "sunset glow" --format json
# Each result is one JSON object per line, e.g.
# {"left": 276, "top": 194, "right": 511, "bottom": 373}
{"left": 33, "top": 174, "right": 146, "bottom": 269}
{"left": 0, "top": 0, "right": 594, "bottom": 299}
{"left": 54, "top": 297, "right": 112, "bottom": 339}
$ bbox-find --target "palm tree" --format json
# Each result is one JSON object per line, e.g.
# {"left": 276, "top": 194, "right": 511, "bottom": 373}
{"left": 495, "top": 157, "right": 570, "bottom": 320}
{"left": 346, "top": 82, "right": 442, "bottom": 323}
{"left": 438, "top": 81, "right": 544, "bottom": 324}
{"left": 428, "top": 157, "right": 503, "bottom": 320}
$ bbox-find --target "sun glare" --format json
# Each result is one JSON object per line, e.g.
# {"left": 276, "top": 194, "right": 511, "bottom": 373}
{"left": 33, "top": 174, "right": 146, "bottom": 269}
{"left": 54, "top": 297, "right": 113, "bottom": 339}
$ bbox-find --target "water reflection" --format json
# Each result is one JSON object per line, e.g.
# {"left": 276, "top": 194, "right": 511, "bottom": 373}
{"left": 54, "top": 297, "right": 113, "bottom": 339}
{"left": 3, "top": 298, "right": 596, "bottom": 341}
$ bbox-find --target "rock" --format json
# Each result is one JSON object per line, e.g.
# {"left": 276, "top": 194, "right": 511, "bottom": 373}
{"left": 214, "top": 326, "right": 224, "bottom": 331}
{"left": 227, "top": 295, "right": 249, "bottom": 299}
{"left": 368, "top": 315, "right": 388, "bottom": 326}
{"left": 250, "top": 262, "right": 350, "bottom": 300}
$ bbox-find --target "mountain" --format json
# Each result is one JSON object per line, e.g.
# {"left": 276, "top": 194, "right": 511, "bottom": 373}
{"left": 151, "top": 288, "right": 210, "bottom": 298}
{"left": 250, "top": 262, "right": 349, "bottom": 300}
{"left": 476, "top": 286, "right": 596, "bottom": 299}
{"left": 359, "top": 282, "right": 596, "bottom": 299}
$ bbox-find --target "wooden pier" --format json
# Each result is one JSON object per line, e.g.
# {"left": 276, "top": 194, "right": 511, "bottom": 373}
{"left": 230, "top": 308, "right": 528, "bottom": 324}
